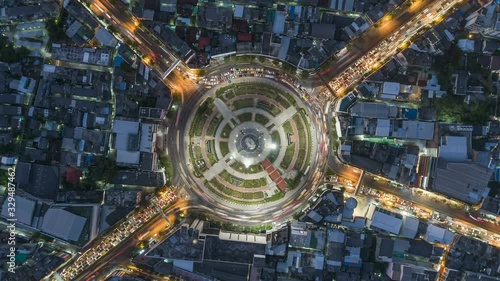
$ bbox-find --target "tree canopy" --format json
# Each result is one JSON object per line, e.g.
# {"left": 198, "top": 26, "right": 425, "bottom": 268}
{"left": 87, "top": 156, "right": 116, "bottom": 183}
{"left": 45, "top": 18, "right": 66, "bottom": 42}
{"left": 0, "top": 36, "right": 31, "bottom": 63}
{"left": 434, "top": 94, "right": 493, "bottom": 123}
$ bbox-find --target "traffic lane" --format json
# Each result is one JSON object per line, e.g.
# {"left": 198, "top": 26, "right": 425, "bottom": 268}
{"left": 362, "top": 176, "right": 500, "bottom": 234}
{"left": 89, "top": 220, "right": 180, "bottom": 281}
{"left": 327, "top": 155, "right": 359, "bottom": 182}
{"left": 92, "top": 1, "right": 175, "bottom": 65}
{"left": 321, "top": 0, "right": 437, "bottom": 81}
{"left": 71, "top": 201, "right": 186, "bottom": 280}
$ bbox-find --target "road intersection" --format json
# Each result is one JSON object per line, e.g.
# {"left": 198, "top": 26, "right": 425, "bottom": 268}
{"left": 53, "top": 0, "right": 500, "bottom": 279}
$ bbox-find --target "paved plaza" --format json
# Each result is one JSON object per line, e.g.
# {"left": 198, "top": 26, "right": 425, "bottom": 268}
{"left": 186, "top": 80, "right": 318, "bottom": 206}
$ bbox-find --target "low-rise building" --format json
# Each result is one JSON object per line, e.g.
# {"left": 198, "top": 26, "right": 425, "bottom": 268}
{"left": 14, "top": 162, "right": 60, "bottom": 201}
{"left": 40, "top": 208, "right": 87, "bottom": 242}
{"left": 112, "top": 119, "right": 158, "bottom": 169}
{"left": 366, "top": 204, "right": 403, "bottom": 235}
{"left": 432, "top": 160, "right": 492, "bottom": 205}
{"left": 423, "top": 224, "right": 455, "bottom": 245}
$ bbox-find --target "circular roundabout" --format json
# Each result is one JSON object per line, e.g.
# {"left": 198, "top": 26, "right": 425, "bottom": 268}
{"left": 184, "top": 79, "right": 323, "bottom": 210}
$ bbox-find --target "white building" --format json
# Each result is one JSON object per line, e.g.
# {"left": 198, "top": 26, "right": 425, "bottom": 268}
{"left": 366, "top": 204, "right": 403, "bottom": 235}
{"left": 380, "top": 82, "right": 400, "bottom": 100}
{"left": 41, "top": 208, "right": 87, "bottom": 242}
{"left": 423, "top": 224, "right": 455, "bottom": 245}
{"left": 113, "top": 119, "right": 157, "bottom": 167}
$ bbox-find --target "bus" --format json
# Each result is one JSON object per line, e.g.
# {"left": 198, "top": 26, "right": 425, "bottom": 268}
{"left": 324, "top": 101, "right": 331, "bottom": 115}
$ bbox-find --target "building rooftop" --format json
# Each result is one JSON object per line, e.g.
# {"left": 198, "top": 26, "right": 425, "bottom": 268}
{"left": 112, "top": 170, "right": 165, "bottom": 187}
{"left": 349, "top": 102, "right": 398, "bottom": 119}
{"left": 480, "top": 196, "right": 500, "bottom": 216}
{"left": 400, "top": 216, "right": 420, "bottom": 239}
{"left": 366, "top": 204, "right": 403, "bottom": 235}
{"left": 433, "top": 160, "right": 492, "bottom": 205}
{"left": 1, "top": 195, "right": 35, "bottom": 226}
{"left": 15, "top": 163, "right": 60, "bottom": 200}
{"left": 41, "top": 208, "right": 87, "bottom": 241}
{"left": 382, "top": 82, "right": 400, "bottom": 96}
{"left": 147, "top": 222, "right": 205, "bottom": 262}
{"left": 204, "top": 233, "right": 266, "bottom": 264}
{"left": 439, "top": 136, "right": 468, "bottom": 162}
{"left": 424, "top": 224, "right": 455, "bottom": 245}
{"left": 394, "top": 120, "right": 434, "bottom": 140}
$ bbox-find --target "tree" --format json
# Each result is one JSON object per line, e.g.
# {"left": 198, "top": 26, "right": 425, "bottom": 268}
{"left": 210, "top": 38, "right": 219, "bottom": 48}
{"left": 45, "top": 18, "right": 66, "bottom": 42}
{"left": 158, "top": 151, "right": 173, "bottom": 185}
{"left": 300, "top": 71, "right": 309, "bottom": 79}
{"left": 107, "top": 25, "right": 117, "bottom": 34}
{"left": 282, "top": 63, "right": 296, "bottom": 74}
{"left": 87, "top": 156, "right": 116, "bottom": 184}
{"left": 433, "top": 43, "right": 464, "bottom": 91}
{"left": 120, "top": 61, "right": 135, "bottom": 72}
{"left": 0, "top": 36, "right": 31, "bottom": 63}
{"left": 16, "top": 46, "right": 30, "bottom": 58}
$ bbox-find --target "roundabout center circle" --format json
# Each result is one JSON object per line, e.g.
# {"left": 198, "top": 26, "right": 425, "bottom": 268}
{"left": 241, "top": 134, "right": 260, "bottom": 152}
{"left": 228, "top": 121, "right": 272, "bottom": 166}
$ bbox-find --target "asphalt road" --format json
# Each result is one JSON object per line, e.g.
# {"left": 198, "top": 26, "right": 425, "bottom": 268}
{"left": 316, "top": 0, "right": 439, "bottom": 87}
{"left": 362, "top": 176, "right": 500, "bottom": 234}
{"left": 72, "top": 200, "right": 191, "bottom": 281}
{"left": 325, "top": 141, "right": 500, "bottom": 235}
{"left": 87, "top": 0, "right": 197, "bottom": 95}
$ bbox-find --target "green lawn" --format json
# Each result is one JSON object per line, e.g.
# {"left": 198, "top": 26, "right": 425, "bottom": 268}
{"left": 194, "top": 146, "right": 203, "bottom": 159}
{"left": 219, "top": 170, "right": 233, "bottom": 183}
{"left": 205, "top": 181, "right": 283, "bottom": 205}
{"left": 190, "top": 115, "right": 205, "bottom": 137}
{"left": 265, "top": 191, "right": 285, "bottom": 202}
{"left": 270, "top": 104, "right": 282, "bottom": 116}
{"left": 281, "top": 142, "right": 295, "bottom": 169}
{"left": 189, "top": 101, "right": 213, "bottom": 137}
{"left": 221, "top": 124, "right": 232, "bottom": 138}
{"left": 232, "top": 99, "right": 255, "bottom": 109}
{"left": 207, "top": 116, "right": 221, "bottom": 136}
{"left": 294, "top": 148, "right": 306, "bottom": 170}
{"left": 238, "top": 112, "right": 253, "bottom": 122}
{"left": 267, "top": 131, "right": 281, "bottom": 163}
{"left": 241, "top": 177, "right": 267, "bottom": 188}
{"left": 206, "top": 184, "right": 261, "bottom": 205}
{"left": 257, "top": 90, "right": 291, "bottom": 108}
{"left": 287, "top": 172, "right": 302, "bottom": 190}
{"left": 282, "top": 121, "right": 293, "bottom": 134}
{"left": 254, "top": 114, "right": 269, "bottom": 125}
{"left": 215, "top": 85, "right": 233, "bottom": 101}
{"left": 220, "top": 141, "right": 229, "bottom": 156}
{"left": 209, "top": 179, "right": 264, "bottom": 200}
{"left": 206, "top": 151, "right": 218, "bottom": 166}
{"left": 225, "top": 90, "right": 236, "bottom": 101}
{"left": 292, "top": 114, "right": 311, "bottom": 170}
{"left": 282, "top": 91, "right": 297, "bottom": 106}
{"left": 293, "top": 116, "right": 307, "bottom": 148}
{"left": 231, "top": 162, "right": 264, "bottom": 173}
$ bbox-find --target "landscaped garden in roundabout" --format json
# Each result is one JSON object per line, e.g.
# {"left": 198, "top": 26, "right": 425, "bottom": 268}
{"left": 187, "top": 81, "right": 316, "bottom": 205}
